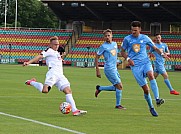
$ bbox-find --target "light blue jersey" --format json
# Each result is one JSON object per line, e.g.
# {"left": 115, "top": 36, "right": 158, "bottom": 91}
{"left": 122, "top": 34, "right": 155, "bottom": 86}
{"left": 97, "top": 41, "right": 118, "bottom": 71}
{"left": 150, "top": 42, "right": 168, "bottom": 65}
{"left": 150, "top": 42, "right": 169, "bottom": 74}
{"left": 122, "top": 34, "right": 155, "bottom": 66}
{"left": 97, "top": 41, "right": 121, "bottom": 85}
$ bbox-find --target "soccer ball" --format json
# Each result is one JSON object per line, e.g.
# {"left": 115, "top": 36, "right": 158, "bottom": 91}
{"left": 59, "top": 102, "right": 72, "bottom": 114}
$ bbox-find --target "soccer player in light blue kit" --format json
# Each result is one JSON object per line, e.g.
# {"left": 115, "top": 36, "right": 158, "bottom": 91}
{"left": 150, "top": 34, "right": 179, "bottom": 95}
{"left": 121, "top": 21, "right": 165, "bottom": 116}
{"left": 95, "top": 29, "right": 126, "bottom": 110}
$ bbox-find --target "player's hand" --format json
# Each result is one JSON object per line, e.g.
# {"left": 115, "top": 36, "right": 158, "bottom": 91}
{"left": 96, "top": 70, "right": 101, "bottom": 78}
{"left": 163, "top": 54, "right": 170, "bottom": 60}
{"left": 96, "top": 74, "right": 101, "bottom": 78}
{"left": 128, "top": 59, "right": 134, "bottom": 66}
{"left": 23, "top": 62, "right": 29, "bottom": 66}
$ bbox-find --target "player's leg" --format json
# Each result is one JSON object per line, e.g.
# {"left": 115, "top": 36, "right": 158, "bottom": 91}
{"left": 26, "top": 80, "right": 52, "bottom": 94}
{"left": 95, "top": 85, "right": 116, "bottom": 97}
{"left": 131, "top": 65, "right": 158, "bottom": 116}
{"left": 25, "top": 78, "right": 43, "bottom": 92}
{"left": 55, "top": 75, "right": 87, "bottom": 116}
{"left": 95, "top": 70, "right": 117, "bottom": 97}
{"left": 114, "top": 82, "right": 126, "bottom": 110}
{"left": 145, "top": 62, "right": 164, "bottom": 106}
{"left": 153, "top": 64, "right": 159, "bottom": 79}
{"left": 96, "top": 85, "right": 116, "bottom": 91}
{"left": 107, "top": 70, "right": 125, "bottom": 109}
{"left": 159, "top": 67, "right": 180, "bottom": 95}
{"left": 25, "top": 70, "right": 57, "bottom": 93}
{"left": 42, "top": 71, "right": 58, "bottom": 93}
{"left": 147, "top": 71, "right": 159, "bottom": 100}
{"left": 142, "top": 84, "right": 158, "bottom": 116}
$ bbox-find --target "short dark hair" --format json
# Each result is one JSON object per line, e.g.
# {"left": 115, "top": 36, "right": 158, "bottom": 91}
{"left": 131, "top": 21, "right": 141, "bottom": 28}
{"left": 155, "top": 33, "right": 161, "bottom": 36}
{"left": 103, "top": 29, "right": 112, "bottom": 35}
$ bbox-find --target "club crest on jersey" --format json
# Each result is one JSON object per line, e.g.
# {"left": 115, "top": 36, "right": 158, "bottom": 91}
{"left": 110, "top": 49, "right": 116, "bottom": 56}
{"left": 132, "top": 44, "right": 140, "bottom": 53}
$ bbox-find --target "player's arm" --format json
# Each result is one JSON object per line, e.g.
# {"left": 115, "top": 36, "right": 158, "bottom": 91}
{"left": 165, "top": 50, "right": 170, "bottom": 55}
{"left": 148, "top": 46, "right": 153, "bottom": 58}
{"left": 95, "top": 54, "right": 101, "bottom": 78}
{"left": 120, "top": 38, "right": 134, "bottom": 66}
{"left": 23, "top": 54, "right": 43, "bottom": 66}
{"left": 152, "top": 45, "right": 162, "bottom": 55}
{"left": 163, "top": 45, "right": 171, "bottom": 59}
{"left": 120, "top": 47, "right": 134, "bottom": 66}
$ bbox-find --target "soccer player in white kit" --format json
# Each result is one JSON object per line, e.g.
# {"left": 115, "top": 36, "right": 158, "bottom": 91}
{"left": 23, "top": 36, "right": 87, "bottom": 116}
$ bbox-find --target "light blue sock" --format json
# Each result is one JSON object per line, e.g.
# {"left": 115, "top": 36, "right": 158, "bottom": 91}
{"left": 116, "top": 89, "right": 122, "bottom": 106}
{"left": 150, "top": 79, "right": 159, "bottom": 100}
{"left": 144, "top": 93, "right": 153, "bottom": 109}
{"left": 99, "top": 85, "right": 116, "bottom": 91}
{"left": 164, "top": 79, "right": 173, "bottom": 91}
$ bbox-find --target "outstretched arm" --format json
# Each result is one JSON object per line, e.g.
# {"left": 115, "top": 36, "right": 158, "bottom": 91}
{"left": 23, "top": 54, "right": 43, "bottom": 66}
{"left": 95, "top": 54, "right": 101, "bottom": 78}
{"left": 152, "top": 46, "right": 170, "bottom": 59}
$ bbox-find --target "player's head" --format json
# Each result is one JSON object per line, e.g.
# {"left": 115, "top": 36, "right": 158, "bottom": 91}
{"left": 103, "top": 29, "right": 113, "bottom": 43}
{"left": 155, "top": 33, "right": 162, "bottom": 44}
{"left": 131, "top": 21, "right": 141, "bottom": 37}
{"left": 50, "top": 36, "right": 59, "bottom": 51}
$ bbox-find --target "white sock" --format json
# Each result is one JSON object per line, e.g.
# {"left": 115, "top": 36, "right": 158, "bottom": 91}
{"left": 30, "top": 81, "right": 43, "bottom": 92}
{"left": 66, "top": 94, "right": 77, "bottom": 112}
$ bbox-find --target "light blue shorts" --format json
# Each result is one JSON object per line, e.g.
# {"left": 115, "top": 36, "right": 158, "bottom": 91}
{"left": 104, "top": 69, "right": 121, "bottom": 85}
{"left": 154, "top": 63, "right": 166, "bottom": 75}
{"left": 131, "top": 62, "right": 153, "bottom": 87}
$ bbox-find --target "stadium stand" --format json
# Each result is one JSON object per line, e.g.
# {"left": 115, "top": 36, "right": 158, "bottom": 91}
{"left": 0, "top": 28, "right": 72, "bottom": 64}
{"left": 0, "top": 28, "right": 180, "bottom": 70}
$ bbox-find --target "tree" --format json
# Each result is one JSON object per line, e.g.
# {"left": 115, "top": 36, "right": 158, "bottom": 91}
{"left": 0, "top": 0, "right": 59, "bottom": 28}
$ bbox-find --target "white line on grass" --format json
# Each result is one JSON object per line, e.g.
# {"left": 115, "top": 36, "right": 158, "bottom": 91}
{"left": 0, "top": 112, "right": 86, "bottom": 134}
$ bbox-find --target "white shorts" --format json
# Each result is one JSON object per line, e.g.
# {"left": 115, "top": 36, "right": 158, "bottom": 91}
{"left": 44, "top": 70, "right": 70, "bottom": 91}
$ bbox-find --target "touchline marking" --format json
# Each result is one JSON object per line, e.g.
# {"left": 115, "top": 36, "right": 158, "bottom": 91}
{"left": 0, "top": 112, "right": 86, "bottom": 134}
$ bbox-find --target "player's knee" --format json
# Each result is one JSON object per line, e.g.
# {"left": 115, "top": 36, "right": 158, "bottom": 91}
{"left": 115, "top": 83, "right": 123, "bottom": 90}
{"left": 163, "top": 73, "right": 168, "bottom": 79}
{"left": 42, "top": 86, "right": 51, "bottom": 93}
{"left": 148, "top": 74, "right": 155, "bottom": 80}
{"left": 147, "top": 71, "right": 155, "bottom": 80}
{"left": 63, "top": 87, "right": 72, "bottom": 94}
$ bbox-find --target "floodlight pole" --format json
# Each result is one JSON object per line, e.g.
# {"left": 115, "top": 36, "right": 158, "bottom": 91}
{"left": 15, "top": 0, "right": 18, "bottom": 30}
{"left": 4, "top": 0, "right": 8, "bottom": 29}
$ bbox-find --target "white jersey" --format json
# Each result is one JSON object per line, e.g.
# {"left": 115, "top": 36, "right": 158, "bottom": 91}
{"left": 41, "top": 48, "right": 63, "bottom": 74}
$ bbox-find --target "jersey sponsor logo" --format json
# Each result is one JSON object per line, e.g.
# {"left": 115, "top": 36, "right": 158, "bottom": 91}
{"left": 132, "top": 44, "right": 140, "bottom": 53}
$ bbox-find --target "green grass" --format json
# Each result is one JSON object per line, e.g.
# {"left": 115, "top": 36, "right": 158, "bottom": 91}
{"left": 0, "top": 64, "right": 181, "bottom": 134}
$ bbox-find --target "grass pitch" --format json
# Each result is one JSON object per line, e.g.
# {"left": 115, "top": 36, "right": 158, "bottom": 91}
{"left": 0, "top": 64, "right": 181, "bottom": 134}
